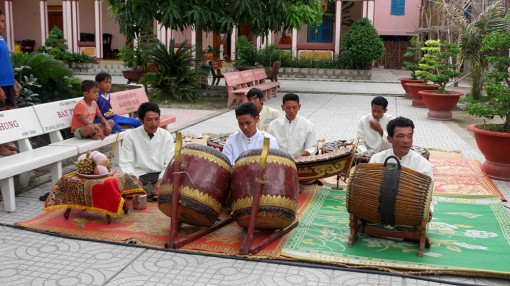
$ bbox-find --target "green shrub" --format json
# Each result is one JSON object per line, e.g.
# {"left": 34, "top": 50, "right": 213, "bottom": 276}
{"left": 38, "top": 26, "right": 96, "bottom": 64}
{"left": 142, "top": 40, "right": 203, "bottom": 101}
{"left": 340, "top": 18, "right": 384, "bottom": 69}
{"left": 236, "top": 36, "right": 258, "bottom": 66}
{"left": 11, "top": 52, "right": 81, "bottom": 102}
{"left": 402, "top": 36, "right": 422, "bottom": 79}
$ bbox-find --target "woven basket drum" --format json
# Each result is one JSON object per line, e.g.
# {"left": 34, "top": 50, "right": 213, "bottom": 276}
{"left": 158, "top": 144, "right": 232, "bottom": 227}
{"left": 231, "top": 148, "right": 299, "bottom": 230}
{"left": 346, "top": 162, "right": 433, "bottom": 226}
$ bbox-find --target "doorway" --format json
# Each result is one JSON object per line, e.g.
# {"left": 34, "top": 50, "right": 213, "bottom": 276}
{"left": 47, "top": 5, "right": 63, "bottom": 33}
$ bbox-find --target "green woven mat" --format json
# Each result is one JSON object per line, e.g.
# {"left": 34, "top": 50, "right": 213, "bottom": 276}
{"left": 282, "top": 187, "right": 510, "bottom": 277}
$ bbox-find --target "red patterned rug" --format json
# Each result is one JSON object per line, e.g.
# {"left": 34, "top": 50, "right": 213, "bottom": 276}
{"left": 16, "top": 185, "right": 318, "bottom": 258}
{"left": 431, "top": 158, "right": 506, "bottom": 201}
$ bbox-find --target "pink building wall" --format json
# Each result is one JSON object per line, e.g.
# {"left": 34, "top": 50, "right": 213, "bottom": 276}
{"left": 373, "top": 0, "right": 421, "bottom": 36}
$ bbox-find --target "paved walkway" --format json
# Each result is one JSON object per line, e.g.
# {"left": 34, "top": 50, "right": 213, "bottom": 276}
{"left": 1, "top": 70, "right": 508, "bottom": 286}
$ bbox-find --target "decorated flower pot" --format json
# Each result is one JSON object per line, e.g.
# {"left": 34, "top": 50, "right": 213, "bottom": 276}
{"left": 419, "top": 90, "right": 463, "bottom": 120}
{"left": 406, "top": 83, "right": 439, "bottom": 108}
{"left": 467, "top": 124, "right": 510, "bottom": 181}
{"left": 398, "top": 78, "right": 426, "bottom": 99}
{"left": 122, "top": 69, "right": 146, "bottom": 84}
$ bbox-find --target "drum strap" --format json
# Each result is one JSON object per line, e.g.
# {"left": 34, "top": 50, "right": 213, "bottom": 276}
{"left": 379, "top": 156, "right": 401, "bottom": 226}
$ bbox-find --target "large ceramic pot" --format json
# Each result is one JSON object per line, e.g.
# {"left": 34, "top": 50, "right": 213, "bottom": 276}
{"left": 398, "top": 78, "right": 426, "bottom": 99}
{"left": 406, "top": 83, "right": 440, "bottom": 108}
{"left": 121, "top": 69, "right": 146, "bottom": 84}
{"left": 467, "top": 124, "right": 510, "bottom": 181}
{"left": 419, "top": 90, "right": 463, "bottom": 120}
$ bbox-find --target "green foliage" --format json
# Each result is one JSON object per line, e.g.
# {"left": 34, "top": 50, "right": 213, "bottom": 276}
{"left": 11, "top": 52, "right": 81, "bottom": 102}
{"left": 415, "top": 40, "right": 461, "bottom": 93}
{"left": 108, "top": 0, "right": 324, "bottom": 38}
{"left": 38, "top": 26, "right": 96, "bottom": 64}
{"left": 15, "top": 74, "right": 41, "bottom": 108}
{"left": 142, "top": 40, "right": 203, "bottom": 101}
{"left": 255, "top": 44, "right": 287, "bottom": 67}
{"left": 402, "top": 36, "right": 422, "bottom": 80}
{"left": 340, "top": 18, "right": 384, "bottom": 70}
{"left": 236, "top": 36, "right": 258, "bottom": 66}
{"left": 118, "top": 33, "right": 157, "bottom": 70}
{"left": 467, "top": 31, "right": 510, "bottom": 131}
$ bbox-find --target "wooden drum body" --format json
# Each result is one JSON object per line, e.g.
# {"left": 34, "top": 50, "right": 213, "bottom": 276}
{"left": 158, "top": 144, "right": 232, "bottom": 227}
{"left": 231, "top": 149, "right": 299, "bottom": 230}
{"left": 295, "top": 144, "right": 354, "bottom": 182}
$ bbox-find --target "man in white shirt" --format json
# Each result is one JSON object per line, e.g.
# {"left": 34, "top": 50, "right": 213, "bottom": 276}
{"left": 247, "top": 88, "right": 280, "bottom": 132}
{"left": 356, "top": 96, "right": 395, "bottom": 155}
{"left": 222, "top": 102, "right": 279, "bottom": 165}
{"left": 268, "top": 93, "right": 317, "bottom": 158}
{"left": 120, "top": 102, "right": 175, "bottom": 200}
{"left": 369, "top": 116, "right": 435, "bottom": 212}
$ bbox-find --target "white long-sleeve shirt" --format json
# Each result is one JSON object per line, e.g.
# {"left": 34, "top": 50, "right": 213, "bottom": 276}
{"left": 356, "top": 113, "right": 394, "bottom": 154}
{"left": 119, "top": 126, "right": 175, "bottom": 179}
{"left": 222, "top": 129, "right": 279, "bottom": 165}
{"left": 257, "top": 105, "right": 281, "bottom": 132}
{"left": 268, "top": 115, "right": 317, "bottom": 158}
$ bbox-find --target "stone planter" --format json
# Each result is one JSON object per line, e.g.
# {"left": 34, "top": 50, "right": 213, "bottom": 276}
{"left": 279, "top": 68, "right": 371, "bottom": 80}
{"left": 406, "top": 83, "right": 440, "bottom": 108}
{"left": 467, "top": 124, "right": 510, "bottom": 181}
{"left": 419, "top": 90, "right": 463, "bottom": 120}
{"left": 398, "top": 78, "right": 426, "bottom": 99}
{"left": 122, "top": 69, "right": 146, "bottom": 84}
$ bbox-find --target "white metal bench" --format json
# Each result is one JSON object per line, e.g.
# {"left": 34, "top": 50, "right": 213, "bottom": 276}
{"left": 0, "top": 107, "right": 77, "bottom": 212}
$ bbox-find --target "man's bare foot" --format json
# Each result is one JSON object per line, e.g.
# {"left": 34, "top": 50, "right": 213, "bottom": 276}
{"left": 5, "top": 144, "right": 18, "bottom": 152}
{"left": 91, "top": 133, "right": 100, "bottom": 140}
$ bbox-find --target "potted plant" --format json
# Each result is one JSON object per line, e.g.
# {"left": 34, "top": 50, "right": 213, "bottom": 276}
{"left": 414, "top": 40, "right": 462, "bottom": 118}
{"left": 399, "top": 36, "right": 426, "bottom": 99}
{"left": 118, "top": 33, "right": 156, "bottom": 84}
{"left": 467, "top": 31, "right": 510, "bottom": 181}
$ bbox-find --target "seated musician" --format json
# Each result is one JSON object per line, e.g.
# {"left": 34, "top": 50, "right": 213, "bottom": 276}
{"left": 356, "top": 96, "right": 395, "bottom": 155}
{"left": 369, "top": 116, "right": 435, "bottom": 214}
{"left": 268, "top": 93, "right": 317, "bottom": 159}
{"left": 222, "top": 102, "right": 279, "bottom": 165}
{"left": 246, "top": 87, "right": 280, "bottom": 132}
{"left": 119, "top": 102, "right": 175, "bottom": 201}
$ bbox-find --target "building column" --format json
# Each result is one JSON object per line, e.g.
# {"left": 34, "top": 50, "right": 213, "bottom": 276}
{"left": 334, "top": 0, "right": 343, "bottom": 56}
{"left": 256, "top": 36, "right": 262, "bottom": 50}
{"left": 94, "top": 0, "right": 103, "bottom": 58}
{"left": 230, "top": 26, "right": 237, "bottom": 61}
{"left": 191, "top": 27, "right": 196, "bottom": 58}
{"left": 40, "top": 0, "right": 49, "bottom": 45}
{"left": 62, "top": 0, "right": 79, "bottom": 53}
{"left": 156, "top": 22, "right": 173, "bottom": 50}
{"left": 3, "top": 0, "right": 14, "bottom": 50}
{"left": 291, "top": 28, "right": 297, "bottom": 58}
{"left": 367, "top": 0, "right": 375, "bottom": 24}
{"left": 72, "top": 0, "right": 79, "bottom": 53}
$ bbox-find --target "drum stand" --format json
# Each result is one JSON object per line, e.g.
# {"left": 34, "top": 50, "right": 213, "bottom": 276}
{"left": 165, "top": 133, "right": 234, "bottom": 249}
{"left": 240, "top": 139, "right": 299, "bottom": 255}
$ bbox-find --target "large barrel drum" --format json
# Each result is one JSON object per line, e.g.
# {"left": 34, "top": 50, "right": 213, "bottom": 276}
{"left": 158, "top": 144, "right": 232, "bottom": 227}
{"left": 231, "top": 149, "right": 299, "bottom": 230}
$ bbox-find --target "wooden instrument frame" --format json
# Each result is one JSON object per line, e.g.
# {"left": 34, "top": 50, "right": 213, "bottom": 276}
{"left": 164, "top": 132, "right": 234, "bottom": 249}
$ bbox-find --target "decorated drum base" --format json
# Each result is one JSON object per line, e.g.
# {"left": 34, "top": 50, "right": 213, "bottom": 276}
{"left": 232, "top": 195, "right": 297, "bottom": 230}
{"left": 158, "top": 192, "right": 221, "bottom": 227}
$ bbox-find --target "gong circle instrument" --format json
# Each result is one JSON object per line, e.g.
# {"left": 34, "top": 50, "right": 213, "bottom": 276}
{"left": 294, "top": 141, "right": 355, "bottom": 182}
{"left": 158, "top": 144, "right": 232, "bottom": 227}
{"left": 231, "top": 148, "right": 299, "bottom": 230}
{"left": 206, "top": 133, "right": 232, "bottom": 151}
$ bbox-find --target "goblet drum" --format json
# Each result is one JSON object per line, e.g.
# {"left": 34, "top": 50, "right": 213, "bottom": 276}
{"left": 231, "top": 148, "right": 299, "bottom": 230}
{"left": 158, "top": 144, "right": 232, "bottom": 227}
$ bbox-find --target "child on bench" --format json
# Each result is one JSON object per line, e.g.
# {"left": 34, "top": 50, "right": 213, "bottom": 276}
{"left": 95, "top": 71, "right": 141, "bottom": 132}
{"left": 71, "top": 80, "right": 114, "bottom": 140}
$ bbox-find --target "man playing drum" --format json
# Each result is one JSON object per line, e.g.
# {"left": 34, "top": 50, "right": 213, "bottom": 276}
{"left": 119, "top": 102, "right": 175, "bottom": 201}
{"left": 246, "top": 88, "right": 280, "bottom": 132}
{"left": 268, "top": 93, "right": 317, "bottom": 159}
{"left": 222, "top": 102, "right": 279, "bottom": 166}
{"left": 369, "top": 116, "right": 435, "bottom": 213}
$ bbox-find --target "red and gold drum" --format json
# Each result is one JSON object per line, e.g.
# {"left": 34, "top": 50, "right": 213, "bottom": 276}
{"left": 158, "top": 144, "right": 232, "bottom": 227}
{"left": 231, "top": 149, "right": 299, "bottom": 230}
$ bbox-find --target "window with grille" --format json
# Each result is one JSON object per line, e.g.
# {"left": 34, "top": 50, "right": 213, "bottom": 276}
{"left": 391, "top": 0, "right": 406, "bottom": 16}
